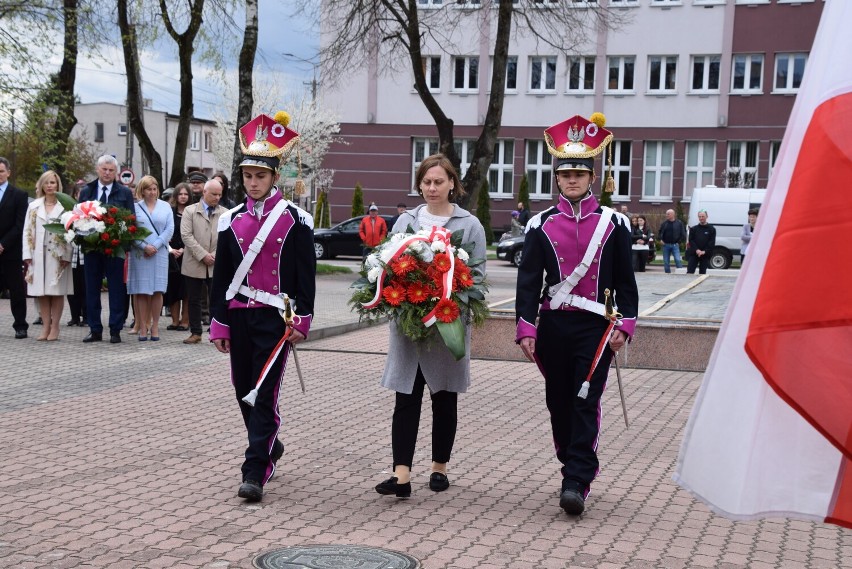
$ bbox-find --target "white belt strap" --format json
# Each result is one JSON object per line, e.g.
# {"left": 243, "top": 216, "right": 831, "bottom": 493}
{"left": 235, "top": 285, "right": 287, "bottom": 310}
{"left": 549, "top": 206, "right": 613, "bottom": 308}
{"left": 225, "top": 199, "right": 289, "bottom": 301}
{"left": 555, "top": 294, "right": 608, "bottom": 317}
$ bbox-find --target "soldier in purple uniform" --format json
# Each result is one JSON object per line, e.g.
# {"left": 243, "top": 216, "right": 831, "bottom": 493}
{"left": 515, "top": 113, "right": 638, "bottom": 516}
{"left": 209, "top": 112, "right": 316, "bottom": 502}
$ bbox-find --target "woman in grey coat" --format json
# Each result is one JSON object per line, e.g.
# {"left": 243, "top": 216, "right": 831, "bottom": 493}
{"left": 375, "top": 153, "right": 487, "bottom": 499}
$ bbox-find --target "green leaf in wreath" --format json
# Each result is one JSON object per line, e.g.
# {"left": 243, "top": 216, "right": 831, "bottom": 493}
{"left": 55, "top": 192, "right": 77, "bottom": 211}
{"left": 43, "top": 222, "right": 67, "bottom": 236}
{"left": 435, "top": 318, "right": 466, "bottom": 361}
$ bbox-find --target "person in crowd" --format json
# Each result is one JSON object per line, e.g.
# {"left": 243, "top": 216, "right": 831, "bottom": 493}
{"left": 66, "top": 182, "right": 87, "bottom": 327}
{"left": 127, "top": 176, "right": 173, "bottom": 341}
{"left": 687, "top": 209, "right": 716, "bottom": 275}
{"left": 359, "top": 204, "right": 387, "bottom": 260}
{"left": 210, "top": 112, "right": 315, "bottom": 502}
{"left": 165, "top": 183, "right": 191, "bottom": 331}
{"left": 0, "top": 156, "right": 29, "bottom": 338}
{"left": 741, "top": 208, "right": 758, "bottom": 263}
{"left": 188, "top": 171, "right": 207, "bottom": 203}
{"left": 631, "top": 215, "right": 654, "bottom": 273}
{"left": 517, "top": 201, "right": 530, "bottom": 227}
{"left": 181, "top": 179, "right": 225, "bottom": 344}
{"left": 510, "top": 210, "right": 524, "bottom": 236}
{"left": 515, "top": 113, "right": 638, "bottom": 516}
{"left": 79, "top": 154, "right": 135, "bottom": 343}
{"left": 374, "top": 153, "right": 487, "bottom": 499}
{"left": 658, "top": 209, "right": 687, "bottom": 274}
{"left": 389, "top": 202, "right": 407, "bottom": 230}
{"left": 22, "top": 170, "right": 73, "bottom": 341}
{"left": 212, "top": 172, "right": 236, "bottom": 209}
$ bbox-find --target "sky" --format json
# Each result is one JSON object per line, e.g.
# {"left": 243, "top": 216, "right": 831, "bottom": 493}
{"left": 71, "top": 2, "right": 320, "bottom": 120}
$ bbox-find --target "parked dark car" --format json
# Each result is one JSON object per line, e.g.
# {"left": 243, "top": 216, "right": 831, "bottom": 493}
{"left": 496, "top": 233, "right": 525, "bottom": 266}
{"left": 313, "top": 215, "right": 394, "bottom": 259}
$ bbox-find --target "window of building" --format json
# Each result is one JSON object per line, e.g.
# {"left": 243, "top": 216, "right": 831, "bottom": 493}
{"left": 456, "top": 0, "right": 481, "bottom": 7}
{"left": 452, "top": 138, "right": 474, "bottom": 178}
{"left": 610, "top": 141, "right": 631, "bottom": 199}
{"left": 529, "top": 56, "right": 557, "bottom": 92}
{"left": 567, "top": 56, "right": 595, "bottom": 93}
{"left": 532, "top": 0, "right": 559, "bottom": 5}
{"left": 769, "top": 141, "right": 782, "bottom": 181}
{"left": 422, "top": 56, "right": 441, "bottom": 91}
{"left": 648, "top": 55, "right": 677, "bottom": 93}
{"left": 650, "top": 0, "right": 682, "bottom": 5}
{"left": 412, "top": 137, "right": 440, "bottom": 194}
{"left": 525, "top": 140, "right": 553, "bottom": 197}
{"left": 726, "top": 141, "right": 759, "bottom": 188}
{"left": 491, "top": 0, "right": 520, "bottom": 5}
{"left": 491, "top": 56, "right": 518, "bottom": 92}
{"left": 690, "top": 55, "right": 720, "bottom": 93}
{"left": 684, "top": 141, "right": 716, "bottom": 200}
{"left": 203, "top": 131, "right": 213, "bottom": 152}
{"left": 731, "top": 54, "right": 763, "bottom": 93}
{"left": 774, "top": 53, "right": 807, "bottom": 93}
{"left": 735, "top": 0, "right": 770, "bottom": 4}
{"left": 488, "top": 140, "right": 515, "bottom": 196}
{"left": 568, "top": 0, "right": 598, "bottom": 5}
{"left": 607, "top": 56, "right": 635, "bottom": 92}
{"left": 118, "top": 123, "right": 128, "bottom": 136}
{"left": 95, "top": 122, "right": 104, "bottom": 142}
{"left": 418, "top": 0, "right": 442, "bottom": 7}
{"left": 609, "top": 0, "right": 638, "bottom": 5}
{"left": 643, "top": 141, "right": 674, "bottom": 199}
{"left": 189, "top": 130, "right": 200, "bottom": 151}
{"left": 453, "top": 56, "right": 479, "bottom": 92}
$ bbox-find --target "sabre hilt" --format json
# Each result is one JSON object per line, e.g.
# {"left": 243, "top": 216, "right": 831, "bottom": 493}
{"left": 283, "top": 294, "right": 294, "bottom": 327}
{"left": 603, "top": 288, "right": 621, "bottom": 322}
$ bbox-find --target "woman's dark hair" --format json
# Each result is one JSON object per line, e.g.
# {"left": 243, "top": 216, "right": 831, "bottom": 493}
{"left": 413, "top": 153, "right": 466, "bottom": 202}
{"left": 637, "top": 215, "right": 647, "bottom": 224}
{"left": 213, "top": 172, "right": 229, "bottom": 196}
{"left": 170, "top": 182, "right": 191, "bottom": 208}
{"left": 747, "top": 208, "right": 759, "bottom": 216}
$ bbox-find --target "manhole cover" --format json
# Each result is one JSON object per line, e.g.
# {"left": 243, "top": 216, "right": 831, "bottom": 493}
{"left": 252, "top": 545, "right": 420, "bottom": 569}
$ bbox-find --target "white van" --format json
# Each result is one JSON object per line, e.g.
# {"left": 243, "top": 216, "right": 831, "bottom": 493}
{"left": 688, "top": 186, "right": 765, "bottom": 269}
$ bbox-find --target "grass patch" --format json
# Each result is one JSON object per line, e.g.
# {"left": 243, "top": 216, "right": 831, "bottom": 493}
{"left": 317, "top": 263, "right": 354, "bottom": 275}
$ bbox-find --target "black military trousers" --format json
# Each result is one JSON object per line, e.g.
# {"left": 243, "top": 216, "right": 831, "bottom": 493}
{"left": 536, "top": 310, "right": 614, "bottom": 497}
{"left": 228, "top": 307, "right": 289, "bottom": 485}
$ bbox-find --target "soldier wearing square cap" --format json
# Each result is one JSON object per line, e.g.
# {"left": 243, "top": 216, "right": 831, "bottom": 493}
{"left": 515, "top": 113, "right": 638, "bottom": 516}
{"left": 209, "top": 111, "right": 316, "bottom": 502}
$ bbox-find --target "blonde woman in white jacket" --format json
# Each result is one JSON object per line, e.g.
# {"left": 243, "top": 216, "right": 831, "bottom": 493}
{"left": 22, "top": 170, "right": 73, "bottom": 341}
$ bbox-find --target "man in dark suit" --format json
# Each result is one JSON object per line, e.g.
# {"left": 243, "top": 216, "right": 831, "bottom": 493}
{"left": 0, "top": 157, "right": 29, "bottom": 339}
{"left": 78, "top": 155, "right": 135, "bottom": 344}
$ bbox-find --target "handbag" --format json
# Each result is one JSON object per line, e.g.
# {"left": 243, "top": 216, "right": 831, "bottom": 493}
{"left": 138, "top": 203, "right": 178, "bottom": 273}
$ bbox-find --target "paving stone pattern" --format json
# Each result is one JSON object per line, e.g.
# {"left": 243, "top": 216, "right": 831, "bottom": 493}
{"left": 1, "top": 300, "right": 850, "bottom": 568}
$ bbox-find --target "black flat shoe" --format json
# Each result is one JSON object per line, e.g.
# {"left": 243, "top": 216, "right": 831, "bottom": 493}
{"left": 375, "top": 476, "right": 411, "bottom": 498}
{"left": 82, "top": 331, "right": 102, "bottom": 343}
{"left": 238, "top": 480, "right": 263, "bottom": 502}
{"left": 67, "top": 319, "right": 81, "bottom": 327}
{"left": 166, "top": 324, "right": 178, "bottom": 330}
{"left": 559, "top": 489, "right": 585, "bottom": 516}
{"left": 429, "top": 472, "right": 450, "bottom": 492}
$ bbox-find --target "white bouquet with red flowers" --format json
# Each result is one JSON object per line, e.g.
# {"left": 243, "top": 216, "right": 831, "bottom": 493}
{"left": 43, "top": 195, "right": 150, "bottom": 258}
{"left": 350, "top": 226, "right": 489, "bottom": 360}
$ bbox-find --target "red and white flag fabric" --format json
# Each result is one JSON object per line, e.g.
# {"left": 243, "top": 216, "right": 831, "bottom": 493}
{"left": 674, "top": 0, "right": 852, "bottom": 529}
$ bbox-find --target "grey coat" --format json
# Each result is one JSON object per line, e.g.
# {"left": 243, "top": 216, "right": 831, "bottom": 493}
{"left": 380, "top": 204, "right": 487, "bottom": 394}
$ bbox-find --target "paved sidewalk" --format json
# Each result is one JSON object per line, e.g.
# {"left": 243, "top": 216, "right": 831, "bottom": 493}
{"left": 0, "top": 306, "right": 849, "bottom": 567}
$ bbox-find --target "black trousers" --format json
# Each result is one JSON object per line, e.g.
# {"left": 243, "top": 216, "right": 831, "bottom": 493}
{"left": 228, "top": 307, "right": 288, "bottom": 485}
{"left": 536, "top": 310, "right": 613, "bottom": 497}
{"left": 687, "top": 253, "right": 710, "bottom": 274}
{"left": 0, "top": 259, "right": 27, "bottom": 331}
{"left": 67, "top": 265, "right": 87, "bottom": 321}
{"left": 185, "top": 276, "right": 212, "bottom": 335}
{"left": 391, "top": 366, "right": 458, "bottom": 469}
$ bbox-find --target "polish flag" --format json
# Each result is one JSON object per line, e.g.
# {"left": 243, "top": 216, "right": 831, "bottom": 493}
{"left": 674, "top": 0, "right": 852, "bottom": 529}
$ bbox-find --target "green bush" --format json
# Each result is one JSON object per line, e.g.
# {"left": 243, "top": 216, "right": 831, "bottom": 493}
{"left": 475, "top": 179, "right": 494, "bottom": 245}
{"left": 351, "top": 183, "right": 364, "bottom": 218}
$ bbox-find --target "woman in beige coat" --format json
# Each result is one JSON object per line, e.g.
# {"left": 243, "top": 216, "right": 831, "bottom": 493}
{"left": 22, "top": 170, "right": 73, "bottom": 341}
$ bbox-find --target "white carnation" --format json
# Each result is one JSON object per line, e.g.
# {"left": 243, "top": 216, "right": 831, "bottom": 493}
{"left": 390, "top": 233, "right": 406, "bottom": 244}
{"left": 365, "top": 254, "right": 380, "bottom": 268}
{"left": 93, "top": 220, "right": 106, "bottom": 233}
{"left": 367, "top": 267, "right": 382, "bottom": 283}
{"left": 64, "top": 231, "right": 76, "bottom": 243}
{"left": 457, "top": 248, "right": 469, "bottom": 262}
{"left": 431, "top": 239, "right": 446, "bottom": 253}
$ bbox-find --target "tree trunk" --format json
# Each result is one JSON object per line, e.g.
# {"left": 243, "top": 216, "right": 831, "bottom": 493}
{"left": 160, "top": 0, "right": 205, "bottom": 189}
{"left": 43, "top": 0, "right": 78, "bottom": 190}
{"left": 117, "top": 0, "right": 164, "bottom": 190}
{"left": 231, "top": 0, "right": 258, "bottom": 203}
{"left": 460, "top": 0, "right": 513, "bottom": 210}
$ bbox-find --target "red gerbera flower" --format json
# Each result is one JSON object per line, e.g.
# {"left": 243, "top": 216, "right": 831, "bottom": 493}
{"left": 391, "top": 254, "right": 417, "bottom": 276}
{"left": 434, "top": 298, "right": 460, "bottom": 323}
{"left": 382, "top": 285, "right": 406, "bottom": 306}
{"left": 407, "top": 283, "right": 429, "bottom": 304}
{"left": 454, "top": 266, "right": 474, "bottom": 289}
{"left": 432, "top": 253, "right": 452, "bottom": 273}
